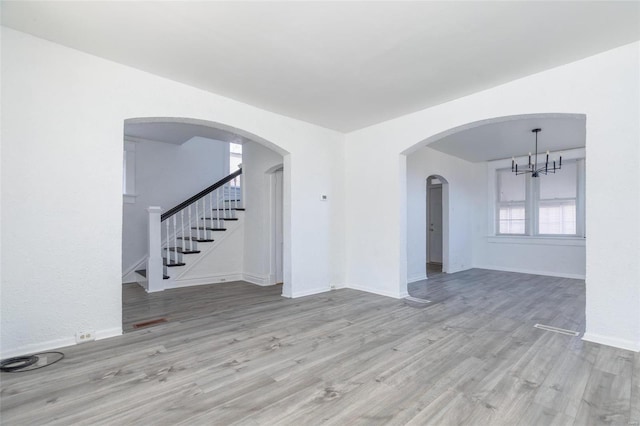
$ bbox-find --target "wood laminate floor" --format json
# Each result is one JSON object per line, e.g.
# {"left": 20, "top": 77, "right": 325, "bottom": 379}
{"left": 1, "top": 269, "right": 638, "bottom": 425}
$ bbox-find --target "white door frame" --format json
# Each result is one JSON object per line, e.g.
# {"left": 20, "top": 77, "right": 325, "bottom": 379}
{"left": 426, "top": 175, "right": 449, "bottom": 274}
{"left": 266, "top": 165, "right": 284, "bottom": 286}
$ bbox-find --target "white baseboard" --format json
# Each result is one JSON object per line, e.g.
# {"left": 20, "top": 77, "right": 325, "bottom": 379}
{"left": 408, "top": 274, "right": 427, "bottom": 283}
{"left": 173, "top": 273, "right": 243, "bottom": 288}
{"left": 242, "top": 272, "right": 272, "bottom": 286}
{"left": 0, "top": 327, "right": 123, "bottom": 359}
{"left": 290, "top": 286, "right": 331, "bottom": 298}
{"left": 582, "top": 332, "right": 640, "bottom": 352}
{"left": 346, "top": 284, "right": 409, "bottom": 299}
{"left": 474, "top": 265, "right": 585, "bottom": 280}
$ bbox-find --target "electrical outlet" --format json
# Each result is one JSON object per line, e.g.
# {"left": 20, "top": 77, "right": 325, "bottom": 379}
{"left": 75, "top": 330, "right": 96, "bottom": 344}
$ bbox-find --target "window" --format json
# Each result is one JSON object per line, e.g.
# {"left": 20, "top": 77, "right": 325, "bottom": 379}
{"left": 230, "top": 142, "right": 242, "bottom": 173}
{"left": 494, "top": 157, "right": 585, "bottom": 238}
{"left": 538, "top": 161, "right": 578, "bottom": 235}
{"left": 497, "top": 168, "right": 527, "bottom": 234}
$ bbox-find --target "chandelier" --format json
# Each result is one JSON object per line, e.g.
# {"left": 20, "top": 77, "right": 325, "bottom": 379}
{"left": 512, "top": 128, "right": 562, "bottom": 177}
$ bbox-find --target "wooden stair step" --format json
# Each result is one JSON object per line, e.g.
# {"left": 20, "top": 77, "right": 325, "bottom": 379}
{"left": 191, "top": 227, "right": 227, "bottom": 231}
{"left": 165, "top": 247, "right": 201, "bottom": 254}
{"left": 163, "top": 259, "right": 186, "bottom": 267}
{"left": 201, "top": 217, "right": 238, "bottom": 221}
{"left": 178, "top": 237, "right": 214, "bottom": 243}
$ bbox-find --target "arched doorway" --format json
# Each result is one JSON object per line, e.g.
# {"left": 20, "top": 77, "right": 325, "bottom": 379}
{"left": 121, "top": 117, "right": 293, "bottom": 300}
{"left": 402, "top": 113, "right": 586, "bottom": 296}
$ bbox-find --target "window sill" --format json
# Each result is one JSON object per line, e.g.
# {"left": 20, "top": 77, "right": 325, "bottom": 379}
{"left": 123, "top": 194, "right": 137, "bottom": 204}
{"left": 487, "top": 236, "right": 585, "bottom": 247}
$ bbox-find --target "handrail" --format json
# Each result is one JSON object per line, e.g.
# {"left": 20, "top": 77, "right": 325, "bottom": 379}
{"left": 161, "top": 168, "right": 242, "bottom": 221}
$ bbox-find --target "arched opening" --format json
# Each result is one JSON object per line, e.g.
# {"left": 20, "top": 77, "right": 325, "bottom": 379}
{"left": 120, "top": 117, "right": 292, "bottom": 330}
{"left": 403, "top": 113, "right": 586, "bottom": 298}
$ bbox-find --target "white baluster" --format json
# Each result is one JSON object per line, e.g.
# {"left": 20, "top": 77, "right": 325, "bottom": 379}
{"left": 180, "top": 210, "right": 185, "bottom": 252}
{"left": 225, "top": 182, "right": 230, "bottom": 219}
{"left": 196, "top": 199, "right": 201, "bottom": 241}
{"left": 234, "top": 176, "right": 239, "bottom": 210}
{"left": 216, "top": 188, "right": 221, "bottom": 228}
{"left": 188, "top": 204, "right": 193, "bottom": 251}
{"left": 164, "top": 219, "right": 171, "bottom": 263}
{"left": 209, "top": 192, "right": 214, "bottom": 230}
{"left": 173, "top": 215, "right": 177, "bottom": 264}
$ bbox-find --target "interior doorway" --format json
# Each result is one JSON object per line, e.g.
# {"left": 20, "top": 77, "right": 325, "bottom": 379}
{"left": 270, "top": 166, "right": 284, "bottom": 284}
{"left": 426, "top": 175, "right": 448, "bottom": 277}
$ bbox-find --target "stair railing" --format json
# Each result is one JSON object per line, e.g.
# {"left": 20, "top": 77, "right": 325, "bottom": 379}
{"left": 146, "top": 167, "right": 242, "bottom": 292}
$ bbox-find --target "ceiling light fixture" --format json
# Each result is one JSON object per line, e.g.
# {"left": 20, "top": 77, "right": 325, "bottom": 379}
{"left": 512, "top": 128, "right": 561, "bottom": 177}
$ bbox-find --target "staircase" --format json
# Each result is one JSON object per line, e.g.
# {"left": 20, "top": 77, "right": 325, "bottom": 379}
{"left": 136, "top": 168, "right": 244, "bottom": 291}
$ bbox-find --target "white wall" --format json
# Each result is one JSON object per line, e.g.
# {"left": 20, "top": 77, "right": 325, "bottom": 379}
{"left": 406, "top": 147, "right": 483, "bottom": 282}
{"left": 345, "top": 41, "right": 640, "bottom": 351}
{"left": 407, "top": 145, "right": 587, "bottom": 283}
{"left": 173, "top": 216, "right": 245, "bottom": 288}
{"left": 0, "top": 28, "right": 346, "bottom": 358}
{"left": 472, "top": 150, "right": 586, "bottom": 279}
{"left": 241, "top": 141, "right": 284, "bottom": 288}
{"left": 122, "top": 136, "right": 227, "bottom": 279}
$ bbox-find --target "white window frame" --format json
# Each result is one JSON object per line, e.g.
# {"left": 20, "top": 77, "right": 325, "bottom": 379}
{"left": 488, "top": 148, "right": 585, "bottom": 245}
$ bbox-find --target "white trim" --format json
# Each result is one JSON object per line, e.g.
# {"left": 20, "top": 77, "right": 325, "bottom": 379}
{"left": 172, "top": 273, "right": 244, "bottom": 289}
{"left": 242, "top": 272, "right": 272, "bottom": 286}
{"left": 347, "top": 284, "right": 409, "bottom": 299}
{"left": 582, "top": 332, "right": 640, "bottom": 353}
{"left": 408, "top": 273, "right": 428, "bottom": 283}
{"left": 123, "top": 194, "right": 137, "bottom": 204}
{"left": 487, "top": 236, "right": 585, "bottom": 246}
{"left": 290, "top": 286, "right": 331, "bottom": 298}
{"left": 0, "top": 327, "right": 122, "bottom": 359}
{"left": 124, "top": 135, "right": 168, "bottom": 145}
{"left": 122, "top": 255, "right": 148, "bottom": 283}
{"left": 405, "top": 296, "right": 431, "bottom": 304}
{"left": 474, "top": 265, "right": 585, "bottom": 280}
{"left": 94, "top": 327, "right": 123, "bottom": 341}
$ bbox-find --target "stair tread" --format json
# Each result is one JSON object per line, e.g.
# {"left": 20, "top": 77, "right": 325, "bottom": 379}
{"left": 165, "top": 247, "right": 201, "bottom": 254}
{"left": 191, "top": 227, "right": 227, "bottom": 231}
{"left": 202, "top": 217, "right": 238, "bottom": 221}
{"left": 163, "top": 259, "right": 186, "bottom": 267}
{"left": 178, "top": 237, "right": 214, "bottom": 242}
{"left": 135, "top": 269, "right": 169, "bottom": 280}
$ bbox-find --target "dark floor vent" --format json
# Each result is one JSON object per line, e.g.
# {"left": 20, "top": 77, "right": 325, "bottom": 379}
{"left": 133, "top": 318, "right": 168, "bottom": 329}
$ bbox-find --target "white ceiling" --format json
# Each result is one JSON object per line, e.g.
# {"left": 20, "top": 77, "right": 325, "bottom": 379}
{"left": 124, "top": 119, "right": 248, "bottom": 145}
{"left": 3, "top": 2, "right": 639, "bottom": 132}
{"left": 427, "top": 114, "right": 586, "bottom": 162}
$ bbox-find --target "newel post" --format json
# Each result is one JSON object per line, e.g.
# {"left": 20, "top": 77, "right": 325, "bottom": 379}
{"left": 147, "top": 206, "right": 164, "bottom": 292}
